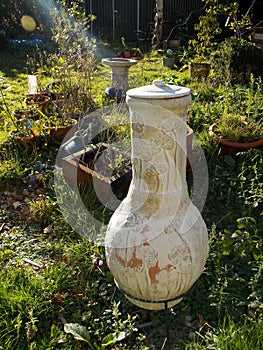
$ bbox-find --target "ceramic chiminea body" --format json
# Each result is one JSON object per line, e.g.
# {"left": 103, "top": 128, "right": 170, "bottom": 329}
{"left": 105, "top": 80, "right": 208, "bottom": 310}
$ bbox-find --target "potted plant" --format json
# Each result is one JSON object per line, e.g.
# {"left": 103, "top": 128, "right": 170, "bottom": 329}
{"left": 24, "top": 10, "right": 98, "bottom": 142}
{"left": 160, "top": 48, "right": 183, "bottom": 69}
{"left": 208, "top": 79, "right": 263, "bottom": 156}
{"left": 162, "top": 49, "right": 176, "bottom": 69}
{"left": 116, "top": 37, "right": 141, "bottom": 59}
{"left": 188, "top": 0, "right": 222, "bottom": 77}
{"left": 24, "top": 93, "right": 50, "bottom": 110}
{"left": 12, "top": 106, "right": 40, "bottom": 121}
{"left": 9, "top": 113, "right": 41, "bottom": 149}
{"left": 62, "top": 142, "right": 132, "bottom": 202}
{"left": 211, "top": 37, "right": 263, "bottom": 85}
{"left": 36, "top": 104, "right": 78, "bottom": 143}
{"left": 209, "top": 115, "right": 263, "bottom": 156}
{"left": 43, "top": 116, "right": 77, "bottom": 142}
{"left": 59, "top": 104, "right": 133, "bottom": 202}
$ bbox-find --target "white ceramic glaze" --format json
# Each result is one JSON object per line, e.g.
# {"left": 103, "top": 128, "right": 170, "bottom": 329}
{"left": 105, "top": 81, "right": 208, "bottom": 310}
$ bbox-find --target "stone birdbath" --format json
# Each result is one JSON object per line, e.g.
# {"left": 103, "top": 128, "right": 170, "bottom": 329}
{"left": 105, "top": 80, "right": 209, "bottom": 310}
{"left": 101, "top": 57, "right": 137, "bottom": 98}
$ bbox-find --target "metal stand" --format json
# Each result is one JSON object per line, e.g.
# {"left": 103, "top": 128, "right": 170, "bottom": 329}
{"left": 163, "top": 301, "right": 171, "bottom": 350}
{"left": 118, "top": 282, "right": 197, "bottom": 349}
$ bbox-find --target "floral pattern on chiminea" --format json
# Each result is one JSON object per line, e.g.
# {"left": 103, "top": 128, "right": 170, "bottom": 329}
{"left": 105, "top": 81, "right": 209, "bottom": 310}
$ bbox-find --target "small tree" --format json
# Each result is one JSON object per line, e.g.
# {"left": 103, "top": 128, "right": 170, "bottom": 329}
{"left": 189, "top": 0, "right": 222, "bottom": 62}
{"left": 189, "top": 0, "right": 252, "bottom": 63}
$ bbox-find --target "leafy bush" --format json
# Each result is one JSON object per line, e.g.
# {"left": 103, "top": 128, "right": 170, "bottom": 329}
{"left": 212, "top": 37, "right": 263, "bottom": 84}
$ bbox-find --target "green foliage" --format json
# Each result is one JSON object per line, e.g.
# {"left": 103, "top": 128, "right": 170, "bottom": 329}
{"left": 189, "top": 1, "right": 253, "bottom": 65}
{"left": 28, "top": 8, "right": 98, "bottom": 119}
{"left": 0, "top": 140, "right": 37, "bottom": 189}
{"left": 64, "top": 323, "right": 91, "bottom": 344}
{"left": 188, "top": 76, "right": 263, "bottom": 143}
{"left": 188, "top": 85, "right": 222, "bottom": 132}
{"left": 212, "top": 37, "right": 263, "bottom": 84}
{"left": 224, "top": 2, "right": 252, "bottom": 39}
{"left": 189, "top": 0, "right": 222, "bottom": 61}
{"left": 211, "top": 77, "right": 263, "bottom": 141}
{"left": 189, "top": 216, "right": 263, "bottom": 323}
{"left": 185, "top": 317, "right": 263, "bottom": 350}
{"left": 213, "top": 115, "right": 262, "bottom": 142}
{"left": 0, "top": 261, "right": 74, "bottom": 349}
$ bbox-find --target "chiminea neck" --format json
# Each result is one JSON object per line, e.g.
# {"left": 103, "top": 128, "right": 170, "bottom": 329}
{"left": 127, "top": 100, "right": 189, "bottom": 195}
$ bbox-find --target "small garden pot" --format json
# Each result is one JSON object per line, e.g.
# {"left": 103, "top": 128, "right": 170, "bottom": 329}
{"left": 209, "top": 123, "right": 263, "bottom": 156}
{"left": 13, "top": 108, "right": 40, "bottom": 121}
{"left": 189, "top": 62, "right": 210, "bottom": 78}
{"left": 9, "top": 132, "right": 41, "bottom": 149}
{"left": 44, "top": 119, "right": 77, "bottom": 142}
{"left": 25, "top": 93, "right": 50, "bottom": 110}
{"left": 162, "top": 57, "right": 175, "bottom": 69}
{"left": 62, "top": 143, "right": 132, "bottom": 203}
{"left": 167, "top": 39, "right": 181, "bottom": 48}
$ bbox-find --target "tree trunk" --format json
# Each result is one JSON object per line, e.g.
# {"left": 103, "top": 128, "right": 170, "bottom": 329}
{"left": 152, "top": 0, "right": 163, "bottom": 49}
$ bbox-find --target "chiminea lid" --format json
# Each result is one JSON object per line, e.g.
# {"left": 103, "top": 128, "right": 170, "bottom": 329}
{"left": 126, "top": 80, "right": 191, "bottom": 99}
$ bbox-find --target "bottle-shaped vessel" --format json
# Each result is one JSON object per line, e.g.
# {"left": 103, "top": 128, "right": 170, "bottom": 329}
{"left": 105, "top": 80, "right": 208, "bottom": 310}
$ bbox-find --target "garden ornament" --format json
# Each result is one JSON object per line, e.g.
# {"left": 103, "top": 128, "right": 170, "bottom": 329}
{"left": 105, "top": 80, "right": 209, "bottom": 310}
{"left": 101, "top": 57, "right": 137, "bottom": 97}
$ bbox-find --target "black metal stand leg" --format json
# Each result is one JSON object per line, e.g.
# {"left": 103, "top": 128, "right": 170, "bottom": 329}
{"left": 163, "top": 302, "right": 171, "bottom": 350}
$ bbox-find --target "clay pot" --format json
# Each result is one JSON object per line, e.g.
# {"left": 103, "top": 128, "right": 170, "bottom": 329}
{"left": 25, "top": 93, "right": 50, "bottom": 110}
{"left": 13, "top": 108, "right": 40, "bottom": 121}
{"left": 162, "top": 57, "right": 176, "bottom": 69}
{"left": 62, "top": 143, "right": 132, "bottom": 203}
{"left": 209, "top": 123, "right": 263, "bottom": 156}
{"left": 44, "top": 120, "right": 77, "bottom": 142}
{"left": 189, "top": 62, "right": 210, "bottom": 78}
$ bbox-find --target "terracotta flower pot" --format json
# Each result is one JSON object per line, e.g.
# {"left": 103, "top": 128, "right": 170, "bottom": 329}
{"left": 189, "top": 62, "right": 210, "bottom": 78}
{"left": 209, "top": 123, "right": 263, "bottom": 156}
{"left": 9, "top": 132, "right": 41, "bottom": 149}
{"left": 44, "top": 119, "right": 77, "bottom": 142}
{"left": 25, "top": 93, "right": 50, "bottom": 110}
{"left": 46, "top": 124, "right": 76, "bottom": 142}
{"left": 13, "top": 108, "right": 40, "bottom": 121}
{"left": 62, "top": 143, "right": 132, "bottom": 203}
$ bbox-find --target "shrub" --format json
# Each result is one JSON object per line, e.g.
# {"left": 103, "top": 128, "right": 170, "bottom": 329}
{"left": 212, "top": 37, "right": 263, "bottom": 84}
